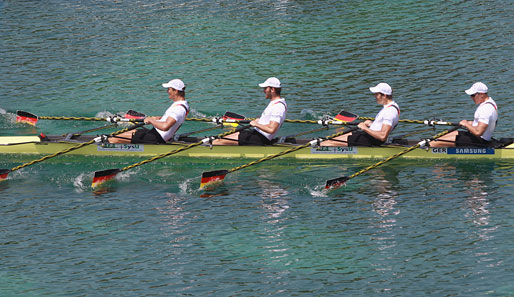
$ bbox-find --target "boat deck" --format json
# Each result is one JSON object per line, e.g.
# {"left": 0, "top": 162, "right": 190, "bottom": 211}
{"left": 1, "top": 135, "right": 513, "bottom": 160}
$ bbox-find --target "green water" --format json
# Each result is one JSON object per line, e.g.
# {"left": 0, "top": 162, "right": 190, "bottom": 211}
{"left": 1, "top": 1, "right": 513, "bottom": 296}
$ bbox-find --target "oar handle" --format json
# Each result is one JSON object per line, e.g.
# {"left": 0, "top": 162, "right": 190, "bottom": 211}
{"left": 212, "top": 118, "right": 251, "bottom": 125}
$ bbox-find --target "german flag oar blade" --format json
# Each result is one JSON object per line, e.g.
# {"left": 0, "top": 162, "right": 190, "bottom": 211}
{"left": 92, "top": 168, "right": 121, "bottom": 188}
{"left": 325, "top": 176, "right": 349, "bottom": 190}
{"left": 222, "top": 111, "right": 246, "bottom": 127}
{"left": 222, "top": 111, "right": 245, "bottom": 121}
{"left": 16, "top": 111, "right": 38, "bottom": 126}
{"left": 335, "top": 111, "right": 358, "bottom": 122}
{"left": 0, "top": 169, "right": 10, "bottom": 181}
{"left": 125, "top": 110, "right": 146, "bottom": 119}
{"left": 200, "top": 170, "right": 229, "bottom": 189}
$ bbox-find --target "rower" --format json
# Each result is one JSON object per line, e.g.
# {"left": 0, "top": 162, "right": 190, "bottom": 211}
{"left": 109, "top": 79, "right": 189, "bottom": 144}
{"left": 431, "top": 82, "right": 498, "bottom": 147}
{"left": 212, "top": 77, "right": 287, "bottom": 145}
{"left": 322, "top": 83, "right": 400, "bottom": 147}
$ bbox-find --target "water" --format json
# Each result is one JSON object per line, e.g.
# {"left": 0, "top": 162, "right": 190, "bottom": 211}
{"left": 1, "top": 0, "right": 514, "bottom": 296}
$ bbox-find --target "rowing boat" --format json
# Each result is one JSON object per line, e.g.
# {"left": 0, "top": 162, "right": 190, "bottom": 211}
{"left": 1, "top": 135, "right": 513, "bottom": 160}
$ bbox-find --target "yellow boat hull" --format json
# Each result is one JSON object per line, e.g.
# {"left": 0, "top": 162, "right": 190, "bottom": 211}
{"left": 1, "top": 136, "right": 513, "bottom": 160}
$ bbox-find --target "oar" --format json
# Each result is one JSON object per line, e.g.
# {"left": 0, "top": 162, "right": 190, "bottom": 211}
{"left": 173, "top": 111, "right": 248, "bottom": 140}
{"left": 0, "top": 122, "right": 146, "bottom": 182}
{"left": 359, "top": 116, "right": 458, "bottom": 126}
{"left": 91, "top": 124, "right": 253, "bottom": 189}
{"left": 16, "top": 110, "right": 144, "bottom": 126}
{"left": 199, "top": 115, "right": 361, "bottom": 189}
{"left": 325, "top": 125, "right": 462, "bottom": 189}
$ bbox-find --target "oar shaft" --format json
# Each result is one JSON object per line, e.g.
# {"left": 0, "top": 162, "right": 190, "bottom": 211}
{"left": 346, "top": 126, "right": 461, "bottom": 181}
{"left": 120, "top": 125, "right": 252, "bottom": 172}
{"left": 358, "top": 117, "right": 457, "bottom": 126}
{"left": 227, "top": 127, "right": 360, "bottom": 174}
{"left": 9, "top": 123, "right": 145, "bottom": 173}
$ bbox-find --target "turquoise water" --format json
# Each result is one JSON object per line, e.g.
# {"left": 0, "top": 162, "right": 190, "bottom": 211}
{"left": 1, "top": 1, "right": 514, "bottom": 296}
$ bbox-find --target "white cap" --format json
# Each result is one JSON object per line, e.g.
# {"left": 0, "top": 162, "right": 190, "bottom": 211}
{"left": 369, "top": 83, "right": 392, "bottom": 95}
{"left": 162, "top": 79, "right": 185, "bottom": 91}
{"left": 259, "top": 77, "right": 281, "bottom": 88}
{"left": 465, "top": 82, "right": 488, "bottom": 95}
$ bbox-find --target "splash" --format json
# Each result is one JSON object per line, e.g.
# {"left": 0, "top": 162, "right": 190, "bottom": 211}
{"left": 73, "top": 173, "right": 89, "bottom": 192}
{"left": 307, "top": 185, "right": 329, "bottom": 197}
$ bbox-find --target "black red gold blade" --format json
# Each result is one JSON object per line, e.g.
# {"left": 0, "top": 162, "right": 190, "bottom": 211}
{"left": 92, "top": 168, "right": 121, "bottom": 188}
{"left": 200, "top": 170, "right": 229, "bottom": 189}
{"left": 335, "top": 111, "right": 358, "bottom": 122}
{"left": 0, "top": 169, "right": 10, "bottom": 181}
{"left": 222, "top": 111, "right": 245, "bottom": 121}
{"left": 325, "top": 176, "right": 349, "bottom": 190}
{"left": 125, "top": 110, "right": 146, "bottom": 120}
{"left": 16, "top": 111, "right": 38, "bottom": 126}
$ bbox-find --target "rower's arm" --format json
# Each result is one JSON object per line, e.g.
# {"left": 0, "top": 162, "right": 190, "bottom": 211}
{"left": 250, "top": 119, "right": 280, "bottom": 134}
{"left": 459, "top": 120, "right": 488, "bottom": 137}
{"left": 359, "top": 122, "right": 392, "bottom": 143}
{"left": 145, "top": 116, "right": 177, "bottom": 131}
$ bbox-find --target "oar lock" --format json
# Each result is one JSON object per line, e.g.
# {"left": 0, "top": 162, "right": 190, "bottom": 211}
{"left": 201, "top": 136, "right": 218, "bottom": 149}
{"left": 94, "top": 135, "right": 110, "bottom": 144}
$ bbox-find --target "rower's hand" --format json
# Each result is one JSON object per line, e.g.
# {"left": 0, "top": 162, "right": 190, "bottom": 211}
{"left": 459, "top": 120, "right": 472, "bottom": 128}
{"left": 250, "top": 118, "right": 259, "bottom": 127}
{"left": 357, "top": 122, "right": 368, "bottom": 130}
{"left": 144, "top": 116, "right": 160, "bottom": 124}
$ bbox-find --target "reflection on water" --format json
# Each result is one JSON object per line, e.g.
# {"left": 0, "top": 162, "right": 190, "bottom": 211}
{"left": 157, "top": 192, "right": 189, "bottom": 247}
{"left": 368, "top": 168, "right": 400, "bottom": 218}
{"left": 464, "top": 177, "right": 490, "bottom": 227}
{"left": 454, "top": 162, "right": 495, "bottom": 227}
{"left": 258, "top": 176, "right": 290, "bottom": 222}
{"left": 367, "top": 168, "right": 400, "bottom": 261}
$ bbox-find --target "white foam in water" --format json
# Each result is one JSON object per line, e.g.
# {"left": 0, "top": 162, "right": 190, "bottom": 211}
{"left": 116, "top": 168, "right": 140, "bottom": 182}
{"left": 179, "top": 178, "right": 191, "bottom": 194}
{"left": 0, "top": 107, "right": 6, "bottom": 114}
{"left": 73, "top": 173, "right": 89, "bottom": 192}
{"left": 307, "top": 185, "right": 328, "bottom": 197}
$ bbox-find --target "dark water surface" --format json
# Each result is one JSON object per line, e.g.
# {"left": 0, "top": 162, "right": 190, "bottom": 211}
{"left": 1, "top": 1, "right": 513, "bottom": 296}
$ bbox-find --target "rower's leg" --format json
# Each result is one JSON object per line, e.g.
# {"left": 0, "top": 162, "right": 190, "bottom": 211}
{"left": 211, "top": 132, "right": 239, "bottom": 145}
{"left": 108, "top": 130, "right": 135, "bottom": 144}
{"left": 429, "top": 131, "right": 458, "bottom": 147}
{"left": 320, "top": 134, "right": 350, "bottom": 147}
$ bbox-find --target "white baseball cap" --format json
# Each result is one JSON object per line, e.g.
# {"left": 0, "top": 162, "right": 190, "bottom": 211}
{"left": 162, "top": 79, "right": 185, "bottom": 91}
{"left": 259, "top": 77, "right": 281, "bottom": 88}
{"left": 369, "top": 83, "right": 392, "bottom": 95}
{"left": 465, "top": 82, "right": 488, "bottom": 95}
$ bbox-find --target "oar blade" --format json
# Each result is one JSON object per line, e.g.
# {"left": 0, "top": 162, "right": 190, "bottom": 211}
{"left": 0, "top": 169, "right": 10, "bottom": 181}
{"left": 325, "top": 176, "right": 349, "bottom": 190}
{"left": 222, "top": 111, "right": 245, "bottom": 127}
{"left": 92, "top": 168, "right": 121, "bottom": 188}
{"left": 335, "top": 111, "right": 358, "bottom": 122}
{"left": 125, "top": 110, "right": 146, "bottom": 120}
{"left": 16, "top": 111, "right": 38, "bottom": 126}
{"left": 200, "top": 170, "right": 229, "bottom": 189}
{"left": 223, "top": 111, "right": 245, "bottom": 121}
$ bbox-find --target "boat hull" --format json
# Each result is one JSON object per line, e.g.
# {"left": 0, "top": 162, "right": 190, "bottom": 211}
{"left": 1, "top": 136, "right": 513, "bottom": 160}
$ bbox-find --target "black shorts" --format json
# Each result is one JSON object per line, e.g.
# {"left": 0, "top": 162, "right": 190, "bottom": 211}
{"left": 455, "top": 131, "right": 489, "bottom": 147}
{"left": 238, "top": 129, "right": 273, "bottom": 146}
{"left": 347, "top": 131, "right": 384, "bottom": 147}
{"left": 131, "top": 127, "right": 166, "bottom": 144}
